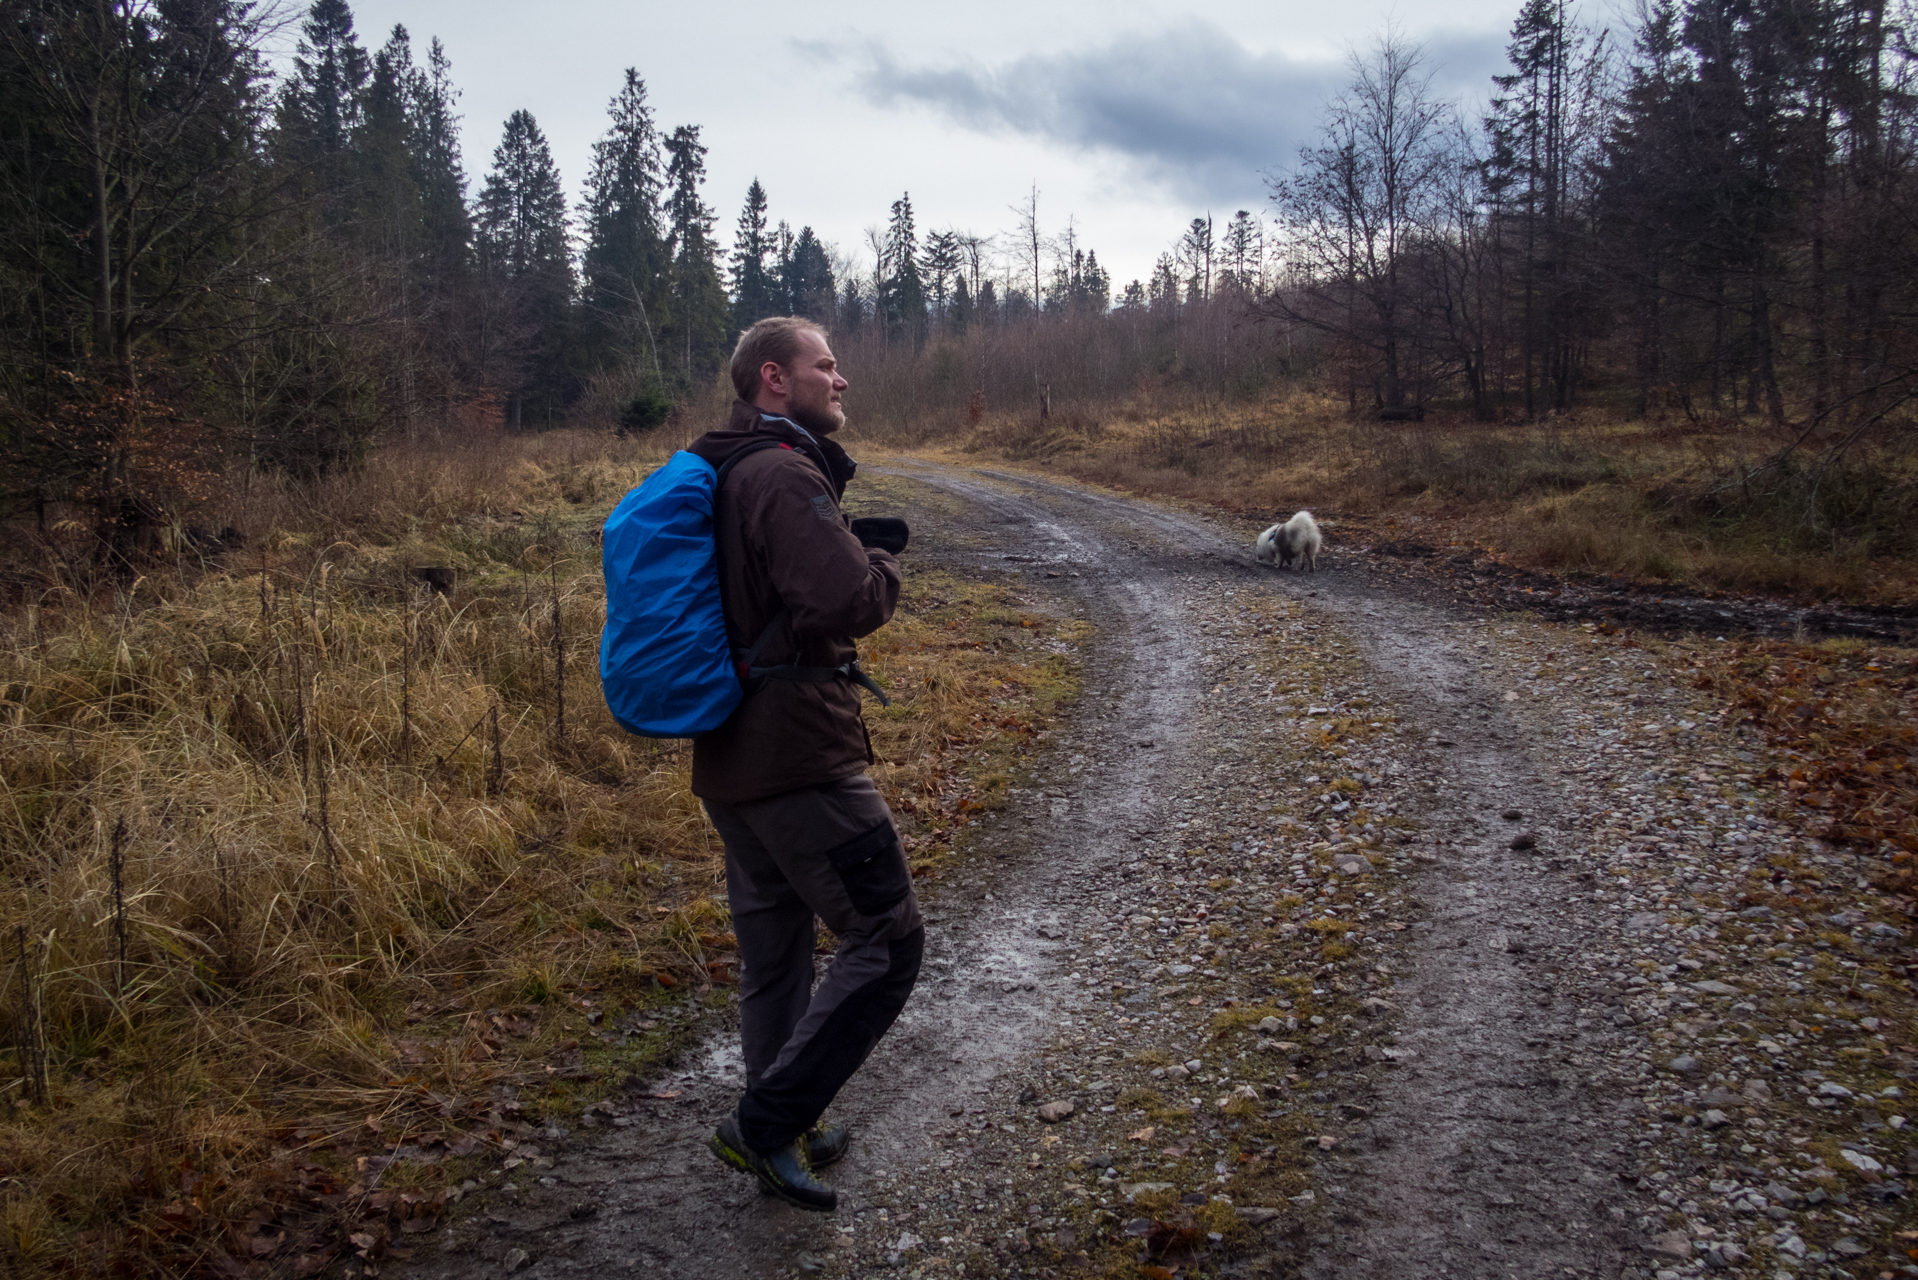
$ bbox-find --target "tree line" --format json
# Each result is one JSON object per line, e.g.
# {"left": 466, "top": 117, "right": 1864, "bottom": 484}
{"left": 0, "top": 0, "right": 1151, "bottom": 539}
{"left": 3, "top": 0, "right": 1911, "bottom": 546}
{"left": 1269, "top": 0, "right": 1918, "bottom": 455}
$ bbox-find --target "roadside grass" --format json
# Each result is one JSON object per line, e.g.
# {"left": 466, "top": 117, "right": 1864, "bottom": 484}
{"left": 928, "top": 392, "right": 1918, "bottom": 605}
{"left": 0, "top": 430, "right": 1081, "bottom": 1277}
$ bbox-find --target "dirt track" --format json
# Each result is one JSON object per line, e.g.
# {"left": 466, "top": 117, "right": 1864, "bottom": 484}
{"left": 398, "top": 462, "right": 1916, "bottom": 1280}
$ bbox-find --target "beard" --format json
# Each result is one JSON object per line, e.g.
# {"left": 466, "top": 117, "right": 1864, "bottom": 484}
{"left": 786, "top": 380, "right": 845, "bottom": 435}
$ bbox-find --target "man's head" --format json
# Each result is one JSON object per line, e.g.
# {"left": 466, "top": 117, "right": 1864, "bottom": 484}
{"left": 729, "top": 317, "right": 846, "bottom": 435}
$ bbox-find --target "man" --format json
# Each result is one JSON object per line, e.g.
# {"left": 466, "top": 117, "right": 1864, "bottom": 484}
{"left": 690, "top": 316, "right": 923, "bottom": 1212}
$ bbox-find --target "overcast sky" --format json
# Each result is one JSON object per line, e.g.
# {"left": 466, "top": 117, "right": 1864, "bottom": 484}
{"left": 306, "top": 0, "right": 1564, "bottom": 287}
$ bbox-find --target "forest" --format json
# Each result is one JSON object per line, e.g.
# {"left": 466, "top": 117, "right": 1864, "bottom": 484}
{"left": 4, "top": 0, "right": 1916, "bottom": 565}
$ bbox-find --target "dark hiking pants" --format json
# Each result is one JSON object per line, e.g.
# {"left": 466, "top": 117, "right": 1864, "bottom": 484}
{"left": 703, "top": 774, "right": 924, "bottom": 1156}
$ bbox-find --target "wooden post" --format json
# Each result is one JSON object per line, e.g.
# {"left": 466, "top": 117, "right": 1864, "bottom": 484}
{"left": 16, "top": 928, "right": 45, "bottom": 1106}
{"left": 551, "top": 566, "right": 565, "bottom": 746}
{"left": 109, "top": 816, "right": 127, "bottom": 993}
{"left": 489, "top": 705, "right": 504, "bottom": 797}
{"left": 400, "top": 574, "right": 412, "bottom": 768}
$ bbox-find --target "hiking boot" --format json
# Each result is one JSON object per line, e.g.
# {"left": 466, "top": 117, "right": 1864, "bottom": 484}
{"left": 806, "top": 1122, "right": 851, "bottom": 1169}
{"left": 708, "top": 1112, "right": 837, "bottom": 1212}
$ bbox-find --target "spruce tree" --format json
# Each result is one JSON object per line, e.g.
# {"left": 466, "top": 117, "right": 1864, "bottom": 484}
{"left": 950, "top": 274, "right": 974, "bottom": 333}
{"left": 357, "top": 27, "right": 420, "bottom": 235}
{"left": 976, "top": 278, "right": 998, "bottom": 325}
{"left": 881, "top": 193, "right": 926, "bottom": 344}
{"left": 1179, "top": 215, "right": 1214, "bottom": 301}
{"left": 1221, "top": 211, "right": 1261, "bottom": 293}
{"left": 476, "top": 110, "right": 574, "bottom": 425}
{"left": 411, "top": 37, "right": 471, "bottom": 289}
{"left": 277, "top": 0, "right": 369, "bottom": 198}
{"left": 730, "top": 179, "right": 778, "bottom": 329}
{"left": 662, "top": 125, "right": 730, "bottom": 385}
{"left": 580, "top": 69, "right": 669, "bottom": 384}
{"left": 839, "top": 277, "right": 867, "bottom": 338}
{"left": 784, "top": 227, "right": 836, "bottom": 324}
{"left": 920, "top": 229, "right": 962, "bottom": 326}
{"left": 1485, "top": 0, "right": 1604, "bottom": 414}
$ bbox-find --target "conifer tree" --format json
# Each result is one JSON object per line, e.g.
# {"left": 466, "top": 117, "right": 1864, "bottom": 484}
{"left": 784, "top": 227, "right": 836, "bottom": 324}
{"left": 662, "top": 125, "right": 730, "bottom": 384}
{"left": 1077, "top": 250, "right": 1111, "bottom": 311}
{"left": 357, "top": 27, "right": 419, "bottom": 235}
{"left": 920, "top": 229, "right": 962, "bottom": 323}
{"left": 950, "top": 274, "right": 974, "bottom": 333}
{"left": 976, "top": 278, "right": 998, "bottom": 325}
{"left": 881, "top": 193, "right": 926, "bottom": 344}
{"left": 476, "top": 110, "right": 574, "bottom": 425}
{"left": 1179, "top": 215, "right": 1214, "bottom": 302}
{"left": 1485, "top": 0, "right": 1605, "bottom": 414}
{"left": 411, "top": 37, "right": 470, "bottom": 287}
{"left": 277, "top": 0, "right": 369, "bottom": 199}
{"left": 730, "top": 179, "right": 778, "bottom": 329}
{"left": 1221, "top": 211, "right": 1262, "bottom": 293}
{"left": 580, "top": 69, "right": 669, "bottom": 383}
{"left": 839, "top": 277, "right": 867, "bottom": 338}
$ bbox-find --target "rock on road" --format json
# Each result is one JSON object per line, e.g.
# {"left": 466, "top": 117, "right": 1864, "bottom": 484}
{"left": 400, "top": 462, "right": 1916, "bottom": 1280}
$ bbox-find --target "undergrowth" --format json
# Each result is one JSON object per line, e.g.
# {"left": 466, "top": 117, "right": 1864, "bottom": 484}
{"left": 940, "top": 392, "right": 1918, "bottom": 605}
{"left": 0, "top": 430, "right": 1081, "bottom": 1276}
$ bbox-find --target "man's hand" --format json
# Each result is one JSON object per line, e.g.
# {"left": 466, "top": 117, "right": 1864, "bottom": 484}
{"left": 850, "top": 517, "right": 910, "bottom": 556}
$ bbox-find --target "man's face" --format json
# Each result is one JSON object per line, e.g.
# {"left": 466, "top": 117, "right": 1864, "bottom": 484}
{"left": 769, "top": 330, "right": 847, "bottom": 434}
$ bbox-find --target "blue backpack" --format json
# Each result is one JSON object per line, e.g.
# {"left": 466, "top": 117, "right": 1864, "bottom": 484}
{"left": 598, "top": 441, "right": 888, "bottom": 739}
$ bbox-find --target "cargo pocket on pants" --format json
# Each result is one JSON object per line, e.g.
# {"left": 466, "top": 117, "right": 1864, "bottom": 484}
{"left": 823, "top": 820, "right": 911, "bottom": 917}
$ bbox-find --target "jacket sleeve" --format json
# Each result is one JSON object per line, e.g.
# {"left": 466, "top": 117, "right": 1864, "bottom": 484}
{"left": 748, "top": 454, "right": 901, "bottom": 640}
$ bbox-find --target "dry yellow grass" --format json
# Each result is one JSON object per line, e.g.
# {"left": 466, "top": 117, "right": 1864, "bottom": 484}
{"left": 933, "top": 391, "right": 1918, "bottom": 605}
{"left": 0, "top": 429, "right": 1081, "bottom": 1276}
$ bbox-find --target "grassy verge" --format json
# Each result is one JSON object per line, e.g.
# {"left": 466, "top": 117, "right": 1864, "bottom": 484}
{"left": 930, "top": 393, "right": 1918, "bottom": 606}
{"left": 0, "top": 430, "right": 1081, "bottom": 1277}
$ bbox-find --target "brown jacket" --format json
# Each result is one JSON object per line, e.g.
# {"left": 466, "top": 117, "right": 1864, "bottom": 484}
{"left": 687, "top": 400, "right": 901, "bottom": 803}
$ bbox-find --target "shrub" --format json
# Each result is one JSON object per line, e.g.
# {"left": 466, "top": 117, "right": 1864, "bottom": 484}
{"left": 618, "top": 384, "right": 676, "bottom": 435}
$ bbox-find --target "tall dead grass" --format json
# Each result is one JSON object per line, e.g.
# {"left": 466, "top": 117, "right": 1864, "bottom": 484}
{"left": 0, "top": 427, "right": 1081, "bottom": 1276}
{"left": 935, "top": 392, "right": 1918, "bottom": 604}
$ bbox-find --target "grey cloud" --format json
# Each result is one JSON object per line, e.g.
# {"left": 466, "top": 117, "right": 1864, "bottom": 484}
{"left": 838, "top": 23, "right": 1509, "bottom": 204}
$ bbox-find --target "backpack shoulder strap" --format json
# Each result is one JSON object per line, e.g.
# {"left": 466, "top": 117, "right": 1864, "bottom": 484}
{"left": 712, "top": 437, "right": 791, "bottom": 488}
{"left": 711, "top": 437, "right": 795, "bottom": 677}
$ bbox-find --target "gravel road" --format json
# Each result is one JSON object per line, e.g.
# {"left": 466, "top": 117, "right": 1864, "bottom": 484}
{"left": 398, "top": 462, "right": 1916, "bottom": 1280}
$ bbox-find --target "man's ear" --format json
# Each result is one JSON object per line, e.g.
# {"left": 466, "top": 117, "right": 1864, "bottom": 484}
{"left": 760, "top": 360, "right": 786, "bottom": 398}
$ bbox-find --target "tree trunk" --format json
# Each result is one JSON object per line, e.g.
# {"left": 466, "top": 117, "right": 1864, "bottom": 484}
{"left": 88, "top": 99, "right": 113, "bottom": 367}
{"left": 1750, "top": 264, "right": 1786, "bottom": 426}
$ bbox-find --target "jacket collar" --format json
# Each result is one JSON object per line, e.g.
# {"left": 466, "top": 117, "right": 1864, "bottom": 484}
{"left": 719, "top": 399, "right": 857, "bottom": 500}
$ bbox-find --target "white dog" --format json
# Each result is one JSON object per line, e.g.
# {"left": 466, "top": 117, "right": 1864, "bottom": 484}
{"left": 1255, "top": 510, "right": 1321, "bottom": 571}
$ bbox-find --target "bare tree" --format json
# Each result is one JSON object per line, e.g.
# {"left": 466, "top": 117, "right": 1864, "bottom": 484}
{"left": 1267, "top": 32, "right": 1455, "bottom": 411}
{"left": 1010, "top": 184, "right": 1044, "bottom": 308}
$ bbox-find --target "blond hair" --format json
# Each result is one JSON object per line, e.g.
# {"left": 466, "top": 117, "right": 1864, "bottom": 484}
{"left": 729, "top": 316, "right": 828, "bottom": 402}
